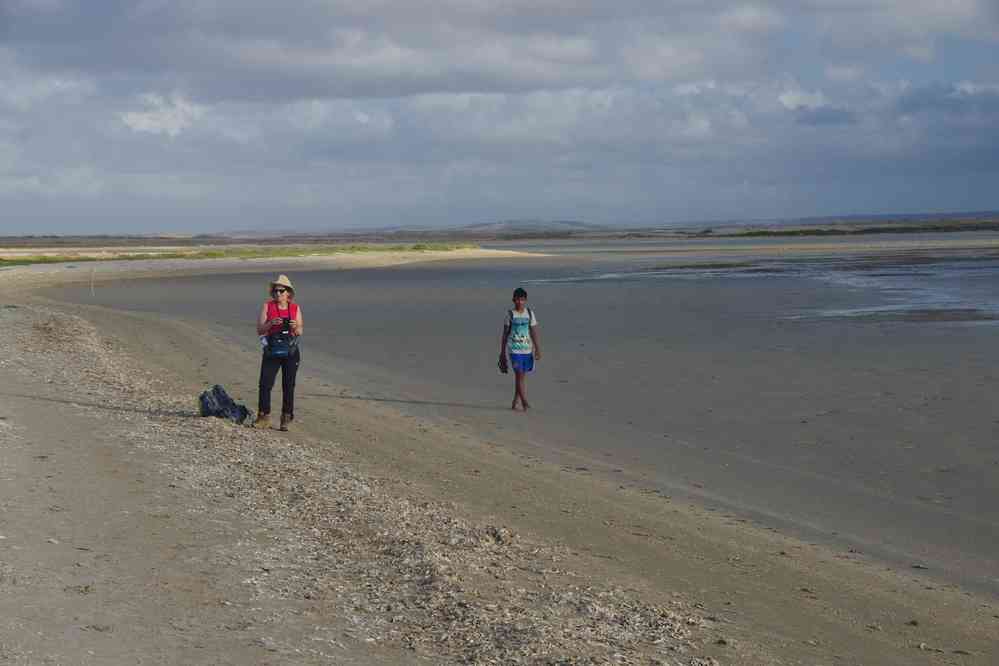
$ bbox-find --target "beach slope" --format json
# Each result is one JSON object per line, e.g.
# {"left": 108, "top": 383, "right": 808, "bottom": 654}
{"left": 1, "top": 253, "right": 996, "bottom": 664}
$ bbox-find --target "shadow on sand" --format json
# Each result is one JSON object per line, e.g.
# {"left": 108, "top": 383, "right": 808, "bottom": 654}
{"left": 0, "top": 391, "right": 196, "bottom": 419}
{"left": 301, "top": 392, "right": 508, "bottom": 412}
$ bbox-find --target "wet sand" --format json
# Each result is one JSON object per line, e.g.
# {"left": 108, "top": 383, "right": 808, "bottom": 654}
{"left": 42, "top": 241, "right": 999, "bottom": 598}
{"left": 4, "top": 243, "right": 999, "bottom": 663}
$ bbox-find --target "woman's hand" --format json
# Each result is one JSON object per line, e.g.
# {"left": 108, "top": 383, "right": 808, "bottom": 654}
{"left": 289, "top": 319, "right": 300, "bottom": 334}
{"left": 269, "top": 317, "right": 284, "bottom": 326}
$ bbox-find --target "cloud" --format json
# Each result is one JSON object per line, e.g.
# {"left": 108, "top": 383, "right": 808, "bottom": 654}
{"left": 0, "top": 75, "right": 93, "bottom": 112}
{"left": 1, "top": 1, "right": 998, "bottom": 232}
{"left": 0, "top": 52, "right": 94, "bottom": 111}
{"left": 619, "top": 34, "right": 706, "bottom": 82}
{"left": 804, "top": 0, "right": 998, "bottom": 61}
{"left": 824, "top": 65, "right": 863, "bottom": 83}
{"left": 794, "top": 106, "right": 857, "bottom": 126}
{"left": 0, "top": 3, "right": 828, "bottom": 102}
{"left": 779, "top": 87, "right": 827, "bottom": 111}
{"left": 719, "top": 5, "right": 785, "bottom": 33}
{"left": 895, "top": 82, "right": 999, "bottom": 117}
{"left": 6, "top": 0, "right": 67, "bottom": 14}
{"left": 120, "top": 93, "right": 206, "bottom": 137}
{"left": 0, "top": 165, "right": 104, "bottom": 198}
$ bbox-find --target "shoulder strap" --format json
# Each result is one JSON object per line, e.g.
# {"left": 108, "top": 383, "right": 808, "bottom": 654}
{"left": 509, "top": 308, "right": 533, "bottom": 321}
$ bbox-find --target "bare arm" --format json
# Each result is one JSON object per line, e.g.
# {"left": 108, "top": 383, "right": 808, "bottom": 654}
{"left": 500, "top": 321, "right": 510, "bottom": 357}
{"left": 529, "top": 325, "right": 541, "bottom": 359}
{"left": 290, "top": 307, "right": 304, "bottom": 336}
{"left": 256, "top": 303, "right": 271, "bottom": 335}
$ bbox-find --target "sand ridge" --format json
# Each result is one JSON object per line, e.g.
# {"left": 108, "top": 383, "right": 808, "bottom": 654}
{"left": 1, "top": 296, "right": 721, "bottom": 664}
{"left": 0, "top": 247, "right": 540, "bottom": 285}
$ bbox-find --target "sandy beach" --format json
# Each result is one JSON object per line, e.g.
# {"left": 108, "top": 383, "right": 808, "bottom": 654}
{"left": 2, "top": 247, "right": 997, "bottom": 664}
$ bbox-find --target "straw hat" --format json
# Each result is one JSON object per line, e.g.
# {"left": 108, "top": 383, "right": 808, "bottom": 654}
{"left": 269, "top": 274, "right": 295, "bottom": 297}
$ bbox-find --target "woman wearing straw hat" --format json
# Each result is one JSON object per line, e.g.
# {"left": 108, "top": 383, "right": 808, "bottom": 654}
{"left": 253, "top": 274, "right": 304, "bottom": 431}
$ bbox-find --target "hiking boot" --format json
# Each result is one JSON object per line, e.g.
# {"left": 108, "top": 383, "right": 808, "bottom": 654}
{"left": 252, "top": 412, "right": 271, "bottom": 429}
{"left": 279, "top": 413, "right": 292, "bottom": 432}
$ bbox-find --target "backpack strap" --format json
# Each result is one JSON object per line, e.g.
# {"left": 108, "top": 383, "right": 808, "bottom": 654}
{"left": 508, "top": 308, "right": 533, "bottom": 324}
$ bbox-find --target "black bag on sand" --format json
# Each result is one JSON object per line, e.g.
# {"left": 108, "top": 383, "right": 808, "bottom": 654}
{"left": 198, "top": 384, "right": 250, "bottom": 424}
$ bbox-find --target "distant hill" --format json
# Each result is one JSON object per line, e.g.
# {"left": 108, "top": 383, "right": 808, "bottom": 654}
{"left": 223, "top": 220, "right": 607, "bottom": 239}
{"left": 445, "top": 220, "right": 615, "bottom": 238}
{"left": 456, "top": 220, "right": 608, "bottom": 234}
{"left": 7, "top": 211, "right": 999, "bottom": 248}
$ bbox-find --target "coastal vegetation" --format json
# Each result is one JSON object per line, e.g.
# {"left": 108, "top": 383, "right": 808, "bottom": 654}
{"left": 0, "top": 243, "right": 477, "bottom": 267}
{"left": 707, "top": 218, "right": 999, "bottom": 238}
{"left": 4, "top": 214, "right": 999, "bottom": 261}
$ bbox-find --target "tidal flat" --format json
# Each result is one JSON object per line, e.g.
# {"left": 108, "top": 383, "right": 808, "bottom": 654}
{"left": 43, "top": 234, "right": 999, "bottom": 597}
{"left": 4, "top": 236, "right": 997, "bottom": 663}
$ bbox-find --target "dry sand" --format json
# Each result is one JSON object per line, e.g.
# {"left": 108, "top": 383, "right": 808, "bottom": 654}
{"left": 0, "top": 247, "right": 536, "bottom": 288}
{"left": 1, "top": 249, "right": 997, "bottom": 664}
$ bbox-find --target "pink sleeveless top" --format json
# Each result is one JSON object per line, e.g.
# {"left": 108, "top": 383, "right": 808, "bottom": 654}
{"left": 265, "top": 301, "right": 299, "bottom": 335}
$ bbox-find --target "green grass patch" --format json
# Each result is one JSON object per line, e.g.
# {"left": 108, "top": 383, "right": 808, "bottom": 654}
{"left": 0, "top": 255, "right": 104, "bottom": 267}
{"left": 0, "top": 243, "right": 478, "bottom": 268}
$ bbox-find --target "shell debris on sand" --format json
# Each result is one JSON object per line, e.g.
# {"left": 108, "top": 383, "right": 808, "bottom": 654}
{"left": 2, "top": 304, "right": 716, "bottom": 664}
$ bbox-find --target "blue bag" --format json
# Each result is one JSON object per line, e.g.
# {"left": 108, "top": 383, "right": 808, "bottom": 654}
{"left": 264, "top": 317, "right": 298, "bottom": 359}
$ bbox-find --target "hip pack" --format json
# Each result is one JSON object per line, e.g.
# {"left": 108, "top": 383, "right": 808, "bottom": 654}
{"left": 265, "top": 324, "right": 298, "bottom": 358}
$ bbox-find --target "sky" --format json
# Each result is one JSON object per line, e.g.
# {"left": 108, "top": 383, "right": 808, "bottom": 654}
{"left": 1, "top": 1, "right": 998, "bottom": 234}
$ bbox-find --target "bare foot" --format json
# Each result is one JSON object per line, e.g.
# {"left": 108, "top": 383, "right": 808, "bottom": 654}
{"left": 511, "top": 399, "right": 520, "bottom": 411}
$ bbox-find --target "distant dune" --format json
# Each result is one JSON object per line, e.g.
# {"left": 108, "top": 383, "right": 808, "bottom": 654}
{"left": 4, "top": 212, "right": 999, "bottom": 248}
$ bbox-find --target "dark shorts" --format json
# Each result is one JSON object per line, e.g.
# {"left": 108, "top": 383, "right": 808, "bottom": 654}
{"left": 510, "top": 352, "right": 534, "bottom": 373}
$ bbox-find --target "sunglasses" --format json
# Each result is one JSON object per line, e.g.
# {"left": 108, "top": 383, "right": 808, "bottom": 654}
{"left": 273, "top": 288, "right": 288, "bottom": 294}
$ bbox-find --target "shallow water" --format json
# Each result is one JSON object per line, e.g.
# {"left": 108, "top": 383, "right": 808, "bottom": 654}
{"left": 45, "top": 237, "right": 999, "bottom": 595}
